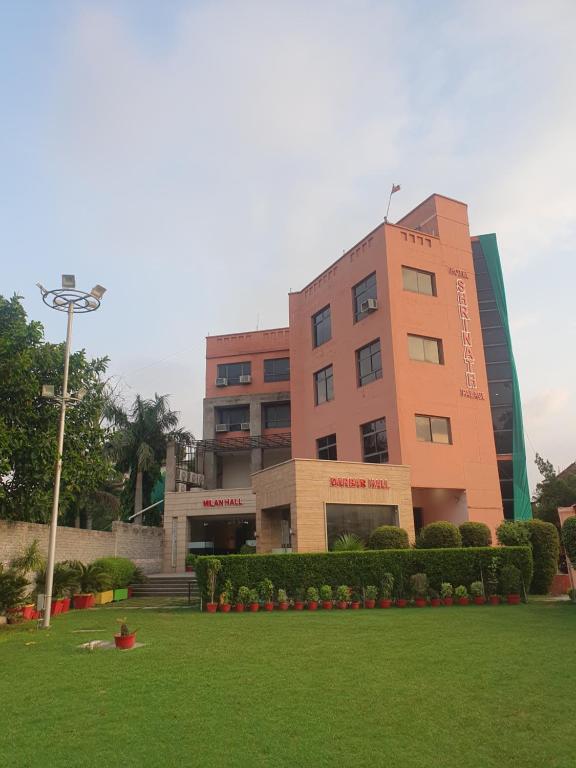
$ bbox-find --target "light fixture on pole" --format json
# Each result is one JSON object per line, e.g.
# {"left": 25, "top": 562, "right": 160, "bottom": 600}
{"left": 37, "top": 275, "right": 106, "bottom": 629}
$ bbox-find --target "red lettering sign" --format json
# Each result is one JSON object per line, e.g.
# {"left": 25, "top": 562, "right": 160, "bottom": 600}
{"left": 202, "top": 498, "right": 243, "bottom": 507}
{"left": 329, "top": 477, "right": 389, "bottom": 490}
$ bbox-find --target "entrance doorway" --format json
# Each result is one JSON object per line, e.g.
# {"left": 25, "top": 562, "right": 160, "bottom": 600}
{"left": 188, "top": 515, "right": 256, "bottom": 555}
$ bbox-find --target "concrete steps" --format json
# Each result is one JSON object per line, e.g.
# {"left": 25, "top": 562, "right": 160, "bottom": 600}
{"left": 131, "top": 573, "right": 200, "bottom": 601}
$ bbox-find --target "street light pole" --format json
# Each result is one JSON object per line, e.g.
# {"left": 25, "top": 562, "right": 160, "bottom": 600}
{"left": 37, "top": 276, "right": 106, "bottom": 628}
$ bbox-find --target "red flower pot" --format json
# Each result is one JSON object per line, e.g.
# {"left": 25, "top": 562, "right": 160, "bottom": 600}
{"left": 128, "top": 587, "right": 134, "bottom": 598}
{"left": 278, "top": 602, "right": 289, "bottom": 611}
{"left": 22, "top": 605, "right": 35, "bottom": 621}
{"left": 51, "top": 599, "right": 64, "bottom": 616}
{"left": 235, "top": 604, "right": 245, "bottom": 613}
{"left": 322, "top": 601, "right": 333, "bottom": 610}
{"left": 337, "top": 601, "right": 347, "bottom": 610}
{"left": 73, "top": 594, "right": 94, "bottom": 610}
{"left": 507, "top": 594, "right": 521, "bottom": 605}
{"left": 351, "top": 601, "right": 360, "bottom": 610}
{"left": 264, "top": 602, "right": 274, "bottom": 612}
{"left": 364, "top": 599, "right": 376, "bottom": 609}
{"left": 378, "top": 598, "right": 392, "bottom": 609}
{"left": 307, "top": 601, "right": 318, "bottom": 611}
{"left": 185, "top": 566, "right": 194, "bottom": 572}
{"left": 442, "top": 597, "right": 453, "bottom": 606}
{"left": 414, "top": 598, "right": 427, "bottom": 608}
{"left": 206, "top": 602, "right": 218, "bottom": 613}
{"left": 220, "top": 603, "right": 231, "bottom": 613}
{"left": 114, "top": 633, "right": 136, "bottom": 650}
{"left": 489, "top": 595, "right": 500, "bottom": 606}
{"left": 396, "top": 599, "right": 407, "bottom": 608}
{"left": 249, "top": 603, "right": 259, "bottom": 612}
{"left": 61, "top": 597, "right": 71, "bottom": 613}
{"left": 473, "top": 596, "right": 486, "bottom": 606}
{"left": 457, "top": 597, "right": 469, "bottom": 606}
{"left": 430, "top": 598, "right": 441, "bottom": 607}
{"left": 293, "top": 601, "right": 304, "bottom": 611}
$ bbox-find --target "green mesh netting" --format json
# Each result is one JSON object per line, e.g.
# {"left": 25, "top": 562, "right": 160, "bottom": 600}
{"left": 478, "top": 234, "right": 532, "bottom": 521}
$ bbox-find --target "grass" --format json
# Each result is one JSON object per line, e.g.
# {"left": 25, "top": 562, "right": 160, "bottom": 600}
{"left": 2, "top": 601, "right": 575, "bottom": 768}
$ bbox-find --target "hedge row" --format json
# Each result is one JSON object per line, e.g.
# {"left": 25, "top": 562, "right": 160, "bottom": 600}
{"left": 92, "top": 557, "right": 137, "bottom": 589}
{"left": 196, "top": 547, "right": 533, "bottom": 600}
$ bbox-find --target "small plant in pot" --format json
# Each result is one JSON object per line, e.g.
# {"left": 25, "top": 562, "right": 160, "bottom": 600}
{"left": 486, "top": 556, "right": 501, "bottom": 605}
{"left": 320, "top": 584, "right": 333, "bottom": 610}
{"left": 68, "top": 562, "right": 109, "bottom": 609}
{"left": 248, "top": 588, "right": 260, "bottom": 612}
{"left": 336, "top": 584, "right": 350, "bottom": 609}
{"left": 114, "top": 617, "right": 137, "bottom": 650}
{"left": 219, "top": 579, "right": 233, "bottom": 613}
{"left": 379, "top": 573, "right": 394, "bottom": 608}
{"left": 293, "top": 588, "right": 305, "bottom": 611}
{"left": 236, "top": 586, "right": 250, "bottom": 612}
{"left": 185, "top": 554, "right": 197, "bottom": 573}
{"left": 204, "top": 557, "right": 222, "bottom": 613}
{"left": 500, "top": 564, "right": 522, "bottom": 605}
{"left": 0, "top": 564, "right": 29, "bottom": 625}
{"left": 277, "top": 588, "right": 289, "bottom": 610}
{"left": 429, "top": 588, "right": 441, "bottom": 607}
{"left": 364, "top": 585, "right": 378, "bottom": 609}
{"left": 440, "top": 582, "right": 454, "bottom": 606}
{"left": 259, "top": 578, "right": 275, "bottom": 611}
{"left": 454, "top": 585, "right": 469, "bottom": 606}
{"left": 470, "top": 581, "right": 486, "bottom": 605}
{"left": 350, "top": 589, "right": 361, "bottom": 609}
{"left": 410, "top": 573, "right": 429, "bottom": 607}
{"left": 395, "top": 575, "right": 408, "bottom": 608}
{"left": 306, "top": 586, "right": 319, "bottom": 611}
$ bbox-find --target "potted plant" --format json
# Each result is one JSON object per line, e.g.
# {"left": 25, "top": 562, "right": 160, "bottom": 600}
{"left": 9, "top": 540, "right": 44, "bottom": 619}
{"left": 470, "top": 581, "right": 486, "bottom": 605}
{"left": 500, "top": 564, "right": 522, "bottom": 605}
{"left": 114, "top": 617, "right": 137, "bottom": 650}
{"left": 364, "top": 585, "right": 378, "bottom": 609}
{"left": 395, "top": 575, "right": 408, "bottom": 608}
{"left": 293, "top": 588, "right": 305, "bottom": 611}
{"left": 440, "top": 582, "right": 453, "bottom": 606}
{"left": 185, "top": 554, "right": 197, "bottom": 573}
{"left": 0, "top": 564, "right": 29, "bottom": 625}
{"left": 306, "top": 586, "right": 319, "bottom": 611}
{"left": 277, "top": 588, "right": 289, "bottom": 611}
{"left": 429, "top": 588, "right": 441, "bottom": 607}
{"left": 320, "top": 584, "right": 333, "bottom": 610}
{"left": 219, "top": 579, "right": 233, "bottom": 612}
{"left": 54, "top": 563, "right": 78, "bottom": 613}
{"left": 486, "top": 557, "right": 501, "bottom": 605}
{"left": 410, "top": 573, "right": 429, "bottom": 607}
{"left": 336, "top": 584, "right": 350, "bottom": 609}
{"left": 379, "top": 573, "right": 394, "bottom": 608}
{"left": 236, "top": 586, "right": 250, "bottom": 612}
{"left": 350, "top": 590, "right": 361, "bottom": 609}
{"left": 454, "top": 585, "right": 469, "bottom": 606}
{"left": 259, "top": 578, "right": 275, "bottom": 612}
{"left": 69, "top": 562, "right": 109, "bottom": 609}
{"left": 248, "top": 588, "right": 260, "bottom": 612}
{"left": 204, "top": 557, "right": 222, "bottom": 613}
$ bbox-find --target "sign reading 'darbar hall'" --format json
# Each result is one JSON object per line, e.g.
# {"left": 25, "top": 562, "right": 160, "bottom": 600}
{"left": 330, "top": 477, "right": 390, "bottom": 489}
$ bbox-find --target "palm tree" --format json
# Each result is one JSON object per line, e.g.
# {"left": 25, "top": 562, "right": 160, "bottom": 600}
{"left": 107, "top": 393, "right": 192, "bottom": 523}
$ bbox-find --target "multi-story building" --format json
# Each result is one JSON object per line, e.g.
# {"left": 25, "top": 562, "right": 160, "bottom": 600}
{"left": 163, "top": 193, "right": 531, "bottom": 570}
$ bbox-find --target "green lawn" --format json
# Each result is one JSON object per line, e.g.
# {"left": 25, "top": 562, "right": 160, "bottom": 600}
{"left": 2, "top": 601, "right": 574, "bottom": 768}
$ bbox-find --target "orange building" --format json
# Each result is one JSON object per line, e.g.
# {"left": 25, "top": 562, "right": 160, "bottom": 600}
{"left": 163, "top": 193, "right": 530, "bottom": 569}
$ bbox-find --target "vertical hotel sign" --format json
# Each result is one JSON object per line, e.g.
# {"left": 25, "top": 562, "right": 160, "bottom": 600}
{"left": 450, "top": 268, "right": 484, "bottom": 401}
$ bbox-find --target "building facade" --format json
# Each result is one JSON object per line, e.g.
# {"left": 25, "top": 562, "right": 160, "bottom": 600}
{"left": 163, "top": 193, "right": 531, "bottom": 570}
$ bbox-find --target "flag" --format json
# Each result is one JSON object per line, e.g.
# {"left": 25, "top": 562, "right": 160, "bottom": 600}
{"left": 391, "top": 184, "right": 401, "bottom": 194}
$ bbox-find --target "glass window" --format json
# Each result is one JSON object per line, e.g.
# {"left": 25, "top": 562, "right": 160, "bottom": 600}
{"left": 407, "top": 334, "right": 443, "bottom": 364}
{"left": 263, "top": 358, "right": 290, "bottom": 382}
{"left": 492, "top": 406, "right": 513, "bottom": 432}
{"left": 317, "top": 434, "right": 337, "bottom": 460}
{"left": 312, "top": 305, "right": 331, "bottom": 347}
{"left": 482, "top": 327, "right": 507, "bottom": 346}
{"left": 489, "top": 381, "right": 513, "bottom": 406}
{"left": 361, "top": 418, "right": 388, "bottom": 463}
{"left": 475, "top": 272, "right": 494, "bottom": 292}
{"left": 498, "top": 459, "right": 514, "bottom": 481}
{"left": 217, "top": 362, "right": 251, "bottom": 385}
{"left": 314, "top": 365, "right": 334, "bottom": 404}
{"left": 402, "top": 266, "right": 436, "bottom": 296}
{"left": 415, "top": 415, "right": 452, "bottom": 444}
{"left": 357, "top": 339, "right": 382, "bottom": 386}
{"left": 486, "top": 362, "right": 513, "bottom": 380}
{"left": 484, "top": 345, "right": 510, "bottom": 364}
{"left": 494, "top": 430, "right": 513, "bottom": 454}
{"left": 352, "top": 272, "right": 377, "bottom": 321}
{"left": 479, "top": 309, "right": 502, "bottom": 328}
{"left": 263, "top": 403, "right": 291, "bottom": 429}
{"left": 326, "top": 504, "right": 398, "bottom": 550}
{"left": 216, "top": 405, "right": 250, "bottom": 431}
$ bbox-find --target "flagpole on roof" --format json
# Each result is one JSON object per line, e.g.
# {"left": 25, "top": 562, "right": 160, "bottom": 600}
{"left": 384, "top": 183, "right": 401, "bottom": 223}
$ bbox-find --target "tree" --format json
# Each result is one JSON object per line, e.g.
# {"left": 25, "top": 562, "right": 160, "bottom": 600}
{"left": 533, "top": 454, "right": 576, "bottom": 527}
{"left": 107, "top": 393, "right": 192, "bottom": 524}
{"left": 0, "top": 295, "right": 113, "bottom": 523}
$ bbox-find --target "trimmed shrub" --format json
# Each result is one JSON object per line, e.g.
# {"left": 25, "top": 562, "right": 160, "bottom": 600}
{"left": 562, "top": 517, "right": 576, "bottom": 567}
{"left": 496, "top": 521, "right": 530, "bottom": 547}
{"left": 459, "top": 522, "right": 492, "bottom": 548}
{"left": 367, "top": 526, "right": 409, "bottom": 550}
{"left": 92, "top": 557, "right": 136, "bottom": 589}
{"left": 195, "top": 547, "right": 533, "bottom": 602}
{"left": 523, "top": 519, "right": 559, "bottom": 595}
{"left": 417, "top": 522, "right": 462, "bottom": 549}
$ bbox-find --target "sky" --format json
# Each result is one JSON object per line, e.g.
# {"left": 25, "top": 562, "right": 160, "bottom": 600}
{"left": 1, "top": 0, "right": 574, "bottom": 491}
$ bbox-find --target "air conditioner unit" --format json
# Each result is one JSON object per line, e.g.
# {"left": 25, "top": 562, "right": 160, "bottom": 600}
{"left": 215, "top": 377, "right": 228, "bottom": 387}
{"left": 215, "top": 424, "right": 228, "bottom": 432}
{"left": 360, "top": 298, "right": 378, "bottom": 313}
{"left": 239, "top": 374, "right": 252, "bottom": 384}
{"left": 240, "top": 422, "right": 251, "bottom": 431}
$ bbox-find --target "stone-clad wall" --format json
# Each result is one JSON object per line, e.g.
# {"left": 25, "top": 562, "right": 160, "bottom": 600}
{"left": 0, "top": 520, "right": 163, "bottom": 574}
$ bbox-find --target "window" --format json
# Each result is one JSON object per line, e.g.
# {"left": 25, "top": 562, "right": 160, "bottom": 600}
{"left": 326, "top": 504, "right": 398, "bottom": 550}
{"left": 317, "top": 434, "right": 337, "bottom": 460}
{"left": 216, "top": 405, "right": 250, "bottom": 431}
{"left": 488, "top": 381, "right": 513, "bottom": 406}
{"left": 361, "top": 418, "right": 389, "bottom": 463}
{"left": 264, "top": 358, "right": 290, "bottom": 382}
{"left": 415, "top": 415, "right": 452, "bottom": 444}
{"left": 481, "top": 327, "right": 507, "bottom": 346}
{"left": 402, "top": 266, "right": 436, "bottom": 296}
{"left": 314, "top": 365, "right": 334, "bottom": 404}
{"left": 407, "top": 334, "right": 443, "bottom": 364}
{"left": 352, "top": 272, "right": 377, "bottom": 321}
{"left": 217, "top": 362, "right": 251, "bottom": 385}
{"left": 357, "top": 339, "right": 382, "bottom": 386}
{"left": 263, "top": 403, "right": 291, "bottom": 429}
{"left": 312, "top": 305, "right": 331, "bottom": 347}
{"left": 484, "top": 344, "right": 509, "bottom": 364}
